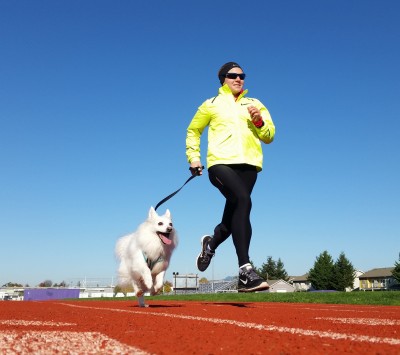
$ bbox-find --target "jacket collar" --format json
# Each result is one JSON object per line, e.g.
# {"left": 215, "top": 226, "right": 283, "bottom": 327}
{"left": 219, "top": 84, "right": 248, "bottom": 101}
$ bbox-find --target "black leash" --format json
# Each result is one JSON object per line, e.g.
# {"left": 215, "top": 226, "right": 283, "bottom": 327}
{"left": 154, "top": 166, "right": 204, "bottom": 211}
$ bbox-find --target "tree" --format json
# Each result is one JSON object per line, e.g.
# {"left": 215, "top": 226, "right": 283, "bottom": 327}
{"left": 163, "top": 281, "right": 173, "bottom": 293}
{"left": 53, "top": 281, "right": 67, "bottom": 288}
{"left": 38, "top": 280, "right": 53, "bottom": 287}
{"left": 113, "top": 285, "right": 122, "bottom": 297}
{"left": 333, "top": 252, "right": 355, "bottom": 291}
{"left": 259, "top": 256, "right": 275, "bottom": 280}
{"left": 199, "top": 277, "right": 209, "bottom": 284}
{"left": 392, "top": 253, "right": 400, "bottom": 282}
{"left": 258, "top": 256, "right": 289, "bottom": 281}
{"left": 114, "top": 284, "right": 133, "bottom": 296}
{"left": 275, "top": 258, "right": 289, "bottom": 281}
{"left": 2, "top": 282, "right": 23, "bottom": 287}
{"left": 308, "top": 251, "right": 335, "bottom": 290}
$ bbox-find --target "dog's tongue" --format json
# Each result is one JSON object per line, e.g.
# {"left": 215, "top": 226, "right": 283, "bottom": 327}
{"left": 159, "top": 233, "right": 172, "bottom": 245}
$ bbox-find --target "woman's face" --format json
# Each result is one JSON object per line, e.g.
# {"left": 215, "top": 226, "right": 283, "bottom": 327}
{"left": 224, "top": 68, "right": 245, "bottom": 96}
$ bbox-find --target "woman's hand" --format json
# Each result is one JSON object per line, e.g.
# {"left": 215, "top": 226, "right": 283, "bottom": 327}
{"left": 190, "top": 161, "right": 203, "bottom": 176}
{"left": 247, "top": 106, "right": 262, "bottom": 125}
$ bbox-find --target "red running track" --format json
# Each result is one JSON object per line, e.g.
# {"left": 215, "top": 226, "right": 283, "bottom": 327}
{"left": 1, "top": 300, "right": 399, "bottom": 354}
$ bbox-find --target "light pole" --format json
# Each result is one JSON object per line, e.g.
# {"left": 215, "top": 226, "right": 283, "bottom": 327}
{"left": 173, "top": 272, "right": 179, "bottom": 295}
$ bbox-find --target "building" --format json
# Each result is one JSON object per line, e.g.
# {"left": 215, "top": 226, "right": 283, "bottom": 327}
{"left": 290, "top": 274, "right": 312, "bottom": 292}
{"left": 267, "top": 279, "right": 295, "bottom": 293}
{"left": 359, "top": 267, "right": 398, "bottom": 291}
{"left": 348, "top": 270, "right": 364, "bottom": 291}
{"left": 290, "top": 270, "right": 365, "bottom": 292}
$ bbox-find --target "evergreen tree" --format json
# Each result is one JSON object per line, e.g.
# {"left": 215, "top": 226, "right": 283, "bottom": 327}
{"left": 258, "top": 256, "right": 289, "bottom": 281}
{"left": 333, "top": 252, "right": 355, "bottom": 291}
{"left": 275, "top": 258, "right": 289, "bottom": 281}
{"left": 392, "top": 253, "right": 400, "bottom": 282}
{"left": 259, "top": 256, "right": 276, "bottom": 280}
{"left": 308, "top": 251, "right": 335, "bottom": 290}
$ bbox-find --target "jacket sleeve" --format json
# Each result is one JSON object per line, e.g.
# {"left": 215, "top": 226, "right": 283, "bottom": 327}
{"left": 186, "top": 101, "right": 211, "bottom": 163}
{"left": 256, "top": 100, "right": 275, "bottom": 144}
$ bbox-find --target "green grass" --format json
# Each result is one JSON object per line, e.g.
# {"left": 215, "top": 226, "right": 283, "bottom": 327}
{"left": 82, "top": 291, "right": 400, "bottom": 306}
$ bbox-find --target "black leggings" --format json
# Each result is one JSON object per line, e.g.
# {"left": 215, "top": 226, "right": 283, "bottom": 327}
{"left": 207, "top": 164, "right": 257, "bottom": 267}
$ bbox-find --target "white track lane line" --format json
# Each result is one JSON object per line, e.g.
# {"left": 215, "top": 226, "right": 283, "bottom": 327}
{"left": 0, "top": 331, "right": 150, "bottom": 354}
{"left": 0, "top": 320, "right": 76, "bottom": 327}
{"left": 58, "top": 303, "right": 400, "bottom": 347}
{"left": 315, "top": 317, "right": 400, "bottom": 326}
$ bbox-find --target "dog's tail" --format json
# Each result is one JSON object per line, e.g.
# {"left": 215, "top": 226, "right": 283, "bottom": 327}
{"left": 115, "top": 235, "right": 130, "bottom": 260}
{"left": 115, "top": 235, "right": 132, "bottom": 287}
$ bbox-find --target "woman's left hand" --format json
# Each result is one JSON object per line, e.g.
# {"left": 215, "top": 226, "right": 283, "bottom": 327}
{"left": 247, "top": 106, "right": 262, "bottom": 124}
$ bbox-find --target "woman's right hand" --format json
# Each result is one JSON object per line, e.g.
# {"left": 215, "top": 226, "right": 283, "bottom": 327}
{"left": 190, "top": 161, "right": 203, "bottom": 176}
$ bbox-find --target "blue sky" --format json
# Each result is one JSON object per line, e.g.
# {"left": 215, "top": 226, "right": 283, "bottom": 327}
{"left": 1, "top": 1, "right": 399, "bottom": 287}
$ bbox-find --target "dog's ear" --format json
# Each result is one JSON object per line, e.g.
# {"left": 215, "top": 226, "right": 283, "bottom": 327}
{"left": 148, "top": 206, "right": 158, "bottom": 219}
{"left": 165, "top": 209, "right": 171, "bottom": 218}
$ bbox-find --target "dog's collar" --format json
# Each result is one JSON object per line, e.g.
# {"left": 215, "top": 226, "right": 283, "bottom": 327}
{"left": 142, "top": 252, "right": 164, "bottom": 270}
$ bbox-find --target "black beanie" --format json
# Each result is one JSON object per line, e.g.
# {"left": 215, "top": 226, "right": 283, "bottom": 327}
{"left": 218, "top": 62, "right": 243, "bottom": 85}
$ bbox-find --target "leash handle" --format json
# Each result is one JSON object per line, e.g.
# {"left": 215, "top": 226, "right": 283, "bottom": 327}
{"left": 189, "top": 166, "right": 204, "bottom": 176}
{"left": 154, "top": 166, "right": 204, "bottom": 211}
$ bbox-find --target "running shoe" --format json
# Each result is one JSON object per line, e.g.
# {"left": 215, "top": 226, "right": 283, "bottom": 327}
{"left": 238, "top": 267, "right": 269, "bottom": 292}
{"left": 196, "top": 235, "right": 215, "bottom": 272}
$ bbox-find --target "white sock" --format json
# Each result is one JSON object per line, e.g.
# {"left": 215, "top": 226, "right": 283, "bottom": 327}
{"left": 239, "top": 263, "right": 252, "bottom": 271}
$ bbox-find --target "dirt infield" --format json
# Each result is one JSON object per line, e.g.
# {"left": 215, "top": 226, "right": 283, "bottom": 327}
{"left": 1, "top": 300, "right": 399, "bottom": 354}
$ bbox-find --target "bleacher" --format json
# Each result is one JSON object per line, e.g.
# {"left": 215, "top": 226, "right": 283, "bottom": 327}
{"left": 198, "top": 279, "right": 238, "bottom": 293}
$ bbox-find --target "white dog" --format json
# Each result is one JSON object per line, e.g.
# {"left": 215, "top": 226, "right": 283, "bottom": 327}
{"left": 115, "top": 207, "right": 178, "bottom": 307}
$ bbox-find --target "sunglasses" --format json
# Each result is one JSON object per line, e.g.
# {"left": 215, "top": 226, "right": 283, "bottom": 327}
{"left": 225, "top": 73, "right": 246, "bottom": 80}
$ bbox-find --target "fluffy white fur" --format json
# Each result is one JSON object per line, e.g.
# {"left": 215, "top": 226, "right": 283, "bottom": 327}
{"left": 115, "top": 207, "right": 178, "bottom": 307}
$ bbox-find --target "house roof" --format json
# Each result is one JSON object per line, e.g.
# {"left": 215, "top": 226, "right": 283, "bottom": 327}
{"left": 268, "top": 279, "right": 295, "bottom": 288}
{"left": 358, "top": 267, "right": 394, "bottom": 279}
{"left": 290, "top": 274, "right": 309, "bottom": 282}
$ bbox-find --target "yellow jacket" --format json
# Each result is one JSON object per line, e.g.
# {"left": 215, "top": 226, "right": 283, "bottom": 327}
{"left": 186, "top": 84, "right": 275, "bottom": 172}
